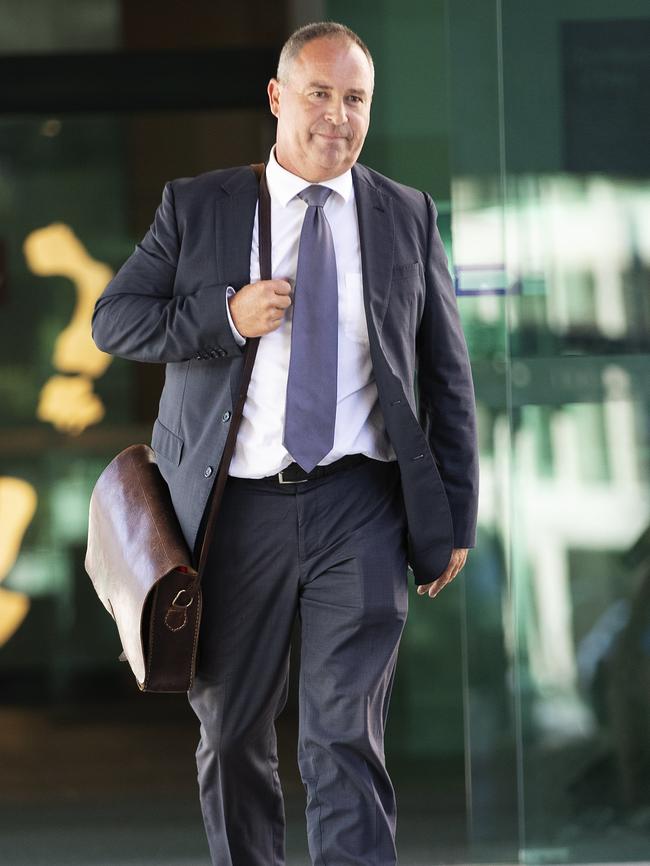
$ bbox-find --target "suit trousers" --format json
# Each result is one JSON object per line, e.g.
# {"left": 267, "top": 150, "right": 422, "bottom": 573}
{"left": 186, "top": 455, "right": 410, "bottom": 866}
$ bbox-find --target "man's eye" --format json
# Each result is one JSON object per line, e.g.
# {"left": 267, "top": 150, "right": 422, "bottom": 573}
{"left": 312, "top": 91, "right": 327, "bottom": 98}
{"left": 347, "top": 95, "right": 362, "bottom": 103}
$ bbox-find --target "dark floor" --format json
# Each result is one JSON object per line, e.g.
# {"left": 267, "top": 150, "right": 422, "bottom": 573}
{"left": 2, "top": 675, "right": 644, "bottom": 866}
{"left": 0, "top": 682, "right": 483, "bottom": 866}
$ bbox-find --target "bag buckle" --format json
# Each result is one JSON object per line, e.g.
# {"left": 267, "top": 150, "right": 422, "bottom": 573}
{"left": 171, "top": 589, "right": 194, "bottom": 608}
{"left": 165, "top": 588, "right": 195, "bottom": 632}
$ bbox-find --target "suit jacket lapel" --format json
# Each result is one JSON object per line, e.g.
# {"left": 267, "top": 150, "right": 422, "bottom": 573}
{"left": 215, "top": 167, "right": 259, "bottom": 289}
{"left": 352, "top": 163, "right": 395, "bottom": 337}
{"left": 215, "top": 167, "right": 259, "bottom": 409}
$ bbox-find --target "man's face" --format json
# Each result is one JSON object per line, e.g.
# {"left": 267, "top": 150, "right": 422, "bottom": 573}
{"left": 268, "top": 36, "right": 373, "bottom": 182}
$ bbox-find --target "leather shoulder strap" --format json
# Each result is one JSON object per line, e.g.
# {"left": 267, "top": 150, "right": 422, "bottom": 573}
{"left": 192, "top": 162, "right": 270, "bottom": 582}
{"left": 252, "top": 162, "right": 272, "bottom": 280}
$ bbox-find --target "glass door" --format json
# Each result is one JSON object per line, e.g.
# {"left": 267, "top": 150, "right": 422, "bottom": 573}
{"left": 447, "top": 0, "right": 650, "bottom": 862}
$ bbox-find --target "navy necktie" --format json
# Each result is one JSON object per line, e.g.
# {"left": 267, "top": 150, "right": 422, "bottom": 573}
{"left": 283, "top": 185, "right": 339, "bottom": 472}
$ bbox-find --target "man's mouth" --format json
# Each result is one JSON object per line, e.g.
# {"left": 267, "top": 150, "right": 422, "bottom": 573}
{"left": 314, "top": 132, "right": 348, "bottom": 141}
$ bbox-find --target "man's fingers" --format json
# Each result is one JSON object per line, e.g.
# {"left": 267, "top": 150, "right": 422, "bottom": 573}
{"left": 232, "top": 280, "right": 294, "bottom": 335}
{"left": 415, "top": 549, "right": 470, "bottom": 597}
{"left": 269, "top": 279, "right": 293, "bottom": 310}
{"left": 416, "top": 565, "right": 461, "bottom": 597}
{"left": 416, "top": 572, "right": 448, "bottom": 595}
{"left": 271, "top": 278, "right": 293, "bottom": 296}
{"left": 431, "top": 569, "right": 458, "bottom": 596}
{"left": 425, "top": 574, "right": 452, "bottom": 598}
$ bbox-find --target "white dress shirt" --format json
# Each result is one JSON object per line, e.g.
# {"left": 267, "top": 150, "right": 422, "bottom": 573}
{"left": 225, "top": 146, "right": 396, "bottom": 478}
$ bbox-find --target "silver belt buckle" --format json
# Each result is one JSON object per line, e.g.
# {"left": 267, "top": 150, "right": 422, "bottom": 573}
{"left": 278, "top": 468, "right": 309, "bottom": 484}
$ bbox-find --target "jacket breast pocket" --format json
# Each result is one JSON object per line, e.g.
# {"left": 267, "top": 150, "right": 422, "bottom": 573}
{"left": 392, "top": 261, "right": 422, "bottom": 279}
{"left": 151, "top": 417, "right": 184, "bottom": 466}
{"left": 388, "top": 262, "right": 422, "bottom": 322}
{"left": 390, "top": 261, "right": 424, "bottom": 330}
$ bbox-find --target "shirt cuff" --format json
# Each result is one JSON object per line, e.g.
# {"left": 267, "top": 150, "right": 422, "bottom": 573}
{"left": 225, "top": 286, "right": 247, "bottom": 346}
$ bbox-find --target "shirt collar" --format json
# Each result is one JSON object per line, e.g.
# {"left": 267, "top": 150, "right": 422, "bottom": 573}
{"left": 266, "top": 144, "right": 353, "bottom": 207}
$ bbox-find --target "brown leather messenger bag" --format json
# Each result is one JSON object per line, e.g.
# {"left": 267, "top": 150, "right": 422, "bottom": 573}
{"left": 84, "top": 162, "right": 270, "bottom": 693}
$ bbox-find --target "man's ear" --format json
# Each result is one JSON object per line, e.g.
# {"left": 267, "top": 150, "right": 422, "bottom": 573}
{"left": 267, "top": 78, "right": 281, "bottom": 118}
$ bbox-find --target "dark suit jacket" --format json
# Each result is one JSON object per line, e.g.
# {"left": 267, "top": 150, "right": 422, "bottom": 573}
{"left": 91, "top": 161, "right": 479, "bottom": 586}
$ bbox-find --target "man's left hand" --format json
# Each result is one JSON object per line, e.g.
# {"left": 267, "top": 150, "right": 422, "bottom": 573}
{"left": 416, "top": 549, "right": 469, "bottom": 598}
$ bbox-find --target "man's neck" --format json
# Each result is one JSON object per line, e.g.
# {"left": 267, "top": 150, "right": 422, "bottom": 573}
{"left": 272, "top": 144, "right": 351, "bottom": 184}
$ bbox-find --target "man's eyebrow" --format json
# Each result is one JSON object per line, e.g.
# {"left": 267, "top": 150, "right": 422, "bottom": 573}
{"left": 306, "top": 82, "right": 369, "bottom": 96}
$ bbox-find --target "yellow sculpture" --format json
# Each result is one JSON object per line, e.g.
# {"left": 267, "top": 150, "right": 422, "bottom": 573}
{"left": 24, "top": 223, "right": 113, "bottom": 379}
{"left": 24, "top": 222, "right": 114, "bottom": 438}
{"left": 37, "top": 373, "right": 105, "bottom": 435}
{"left": 0, "top": 478, "right": 37, "bottom": 645}
{"left": 0, "top": 223, "right": 114, "bottom": 649}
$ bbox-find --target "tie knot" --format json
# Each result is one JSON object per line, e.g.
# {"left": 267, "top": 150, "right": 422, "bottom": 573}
{"left": 298, "top": 185, "right": 332, "bottom": 208}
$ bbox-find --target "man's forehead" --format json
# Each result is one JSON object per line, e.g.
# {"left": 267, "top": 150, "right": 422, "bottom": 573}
{"left": 291, "top": 37, "right": 373, "bottom": 83}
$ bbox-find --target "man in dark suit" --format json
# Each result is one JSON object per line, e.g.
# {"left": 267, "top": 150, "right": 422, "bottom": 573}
{"left": 92, "top": 20, "right": 478, "bottom": 866}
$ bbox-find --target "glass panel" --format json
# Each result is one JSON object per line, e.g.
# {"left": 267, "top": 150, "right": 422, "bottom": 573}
{"left": 448, "top": 0, "right": 650, "bottom": 862}
{"left": 445, "top": 0, "right": 519, "bottom": 861}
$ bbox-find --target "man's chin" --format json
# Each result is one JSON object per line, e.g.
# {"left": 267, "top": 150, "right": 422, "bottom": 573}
{"left": 311, "top": 146, "right": 356, "bottom": 174}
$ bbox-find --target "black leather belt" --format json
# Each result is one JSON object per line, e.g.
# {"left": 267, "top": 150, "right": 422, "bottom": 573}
{"left": 268, "top": 453, "right": 370, "bottom": 484}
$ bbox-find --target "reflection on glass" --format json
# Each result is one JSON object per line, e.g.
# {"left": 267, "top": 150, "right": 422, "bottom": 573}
{"left": 456, "top": 171, "right": 650, "bottom": 862}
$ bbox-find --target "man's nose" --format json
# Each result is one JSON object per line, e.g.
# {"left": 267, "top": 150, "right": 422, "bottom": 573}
{"left": 324, "top": 98, "right": 348, "bottom": 125}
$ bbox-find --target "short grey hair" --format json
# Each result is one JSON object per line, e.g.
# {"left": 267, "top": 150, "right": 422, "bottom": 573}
{"left": 276, "top": 21, "right": 374, "bottom": 88}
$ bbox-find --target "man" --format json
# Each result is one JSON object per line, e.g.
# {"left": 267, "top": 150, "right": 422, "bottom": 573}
{"left": 91, "top": 21, "right": 478, "bottom": 866}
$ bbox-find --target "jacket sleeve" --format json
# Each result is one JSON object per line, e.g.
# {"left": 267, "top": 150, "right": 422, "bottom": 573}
{"left": 416, "top": 191, "right": 479, "bottom": 549}
{"left": 91, "top": 181, "right": 247, "bottom": 363}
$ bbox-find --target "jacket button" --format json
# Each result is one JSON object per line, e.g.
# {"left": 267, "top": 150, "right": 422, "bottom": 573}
{"left": 204, "top": 466, "right": 213, "bottom": 477}
{"left": 222, "top": 410, "right": 231, "bottom": 422}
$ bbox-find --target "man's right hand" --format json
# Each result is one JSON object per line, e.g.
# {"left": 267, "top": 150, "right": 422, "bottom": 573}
{"left": 228, "top": 280, "right": 293, "bottom": 338}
